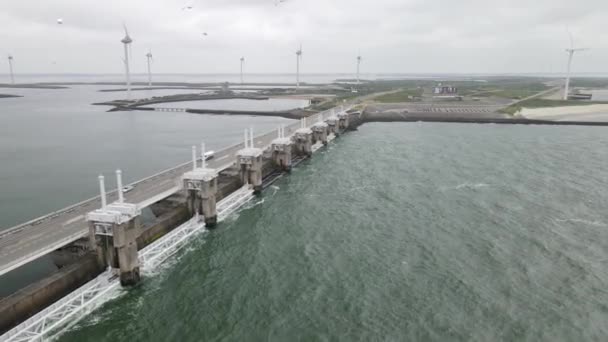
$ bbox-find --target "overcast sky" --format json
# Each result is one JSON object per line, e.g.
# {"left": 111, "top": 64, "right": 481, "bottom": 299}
{"left": 1, "top": 0, "right": 606, "bottom": 75}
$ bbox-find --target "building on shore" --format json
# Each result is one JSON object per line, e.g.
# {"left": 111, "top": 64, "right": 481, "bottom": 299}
{"left": 432, "top": 83, "right": 462, "bottom": 101}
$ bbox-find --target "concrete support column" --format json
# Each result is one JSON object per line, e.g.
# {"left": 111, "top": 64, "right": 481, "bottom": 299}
{"left": 294, "top": 129, "right": 313, "bottom": 157}
{"left": 87, "top": 206, "right": 142, "bottom": 286}
{"left": 312, "top": 122, "right": 329, "bottom": 145}
{"left": 112, "top": 217, "right": 141, "bottom": 286}
{"left": 186, "top": 190, "right": 200, "bottom": 218}
{"left": 338, "top": 112, "right": 350, "bottom": 131}
{"left": 87, "top": 174, "right": 142, "bottom": 286}
{"left": 238, "top": 154, "right": 263, "bottom": 194}
{"left": 237, "top": 128, "right": 264, "bottom": 194}
{"left": 271, "top": 126, "right": 293, "bottom": 171}
{"left": 183, "top": 167, "right": 219, "bottom": 228}
{"left": 326, "top": 117, "right": 339, "bottom": 135}
{"left": 272, "top": 145, "right": 292, "bottom": 171}
{"left": 88, "top": 221, "right": 115, "bottom": 270}
{"left": 201, "top": 192, "right": 217, "bottom": 226}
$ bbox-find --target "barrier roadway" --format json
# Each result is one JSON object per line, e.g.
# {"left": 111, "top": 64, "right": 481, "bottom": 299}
{"left": 0, "top": 106, "right": 349, "bottom": 277}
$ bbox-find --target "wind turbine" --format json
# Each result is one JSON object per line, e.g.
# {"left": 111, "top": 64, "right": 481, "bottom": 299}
{"left": 563, "top": 31, "right": 588, "bottom": 100}
{"left": 121, "top": 25, "right": 133, "bottom": 100}
{"left": 7, "top": 55, "right": 14, "bottom": 84}
{"left": 296, "top": 44, "right": 302, "bottom": 89}
{"left": 240, "top": 57, "right": 245, "bottom": 85}
{"left": 146, "top": 50, "right": 153, "bottom": 87}
{"left": 356, "top": 54, "right": 362, "bottom": 85}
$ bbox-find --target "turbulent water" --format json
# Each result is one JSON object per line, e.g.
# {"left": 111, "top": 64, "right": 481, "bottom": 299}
{"left": 57, "top": 123, "right": 608, "bottom": 341}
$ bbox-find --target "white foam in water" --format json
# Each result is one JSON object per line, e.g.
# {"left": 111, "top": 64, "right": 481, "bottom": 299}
{"left": 440, "top": 182, "right": 491, "bottom": 191}
{"left": 554, "top": 218, "right": 607, "bottom": 227}
{"left": 455, "top": 182, "right": 490, "bottom": 190}
{"left": 245, "top": 198, "right": 265, "bottom": 210}
{"left": 142, "top": 243, "right": 197, "bottom": 278}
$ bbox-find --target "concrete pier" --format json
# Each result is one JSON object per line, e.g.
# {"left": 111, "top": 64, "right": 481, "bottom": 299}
{"left": 237, "top": 128, "right": 264, "bottom": 194}
{"left": 326, "top": 110, "right": 340, "bottom": 135}
{"left": 271, "top": 125, "right": 293, "bottom": 171}
{"left": 338, "top": 109, "right": 350, "bottom": 131}
{"left": 312, "top": 118, "right": 329, "bottom": 145}
{"left": 294, "top": 118, "right": 313, "bottom": 157}
{"left": 86, "top": 174, "right": 142, "bottom": 286}
{"left": 182, "top": 145, "right": 219, "bottom": 227}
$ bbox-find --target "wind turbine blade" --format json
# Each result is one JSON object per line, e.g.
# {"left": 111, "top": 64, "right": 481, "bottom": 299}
{"left": 566, "top": 26, "right": 574, "bottom": 49}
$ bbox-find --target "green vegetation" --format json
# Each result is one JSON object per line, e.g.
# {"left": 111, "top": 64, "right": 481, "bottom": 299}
{"left": 499, "top": 98, "right": 608, "bottom": 115}
{"left": 310, "top": 92, "right": 360, "bottom": 111}
{"left": 571, "top": 78, "right": 608, "bottom": 88}
{"left": 373, "top": 88, "right": 423, "bottom": 103}
{"left": 309, "top": 76, "right": 608, "bottom": 113}
{"left": 355, "top": 77, "right": 552, "bottom": 101}
{"left": 457, "top": 80, "right": 549, "bottom": 99}
{"left": 311, "top": 98, "right": 340, "bottom": 111}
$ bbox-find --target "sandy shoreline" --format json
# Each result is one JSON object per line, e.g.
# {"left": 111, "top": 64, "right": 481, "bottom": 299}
{"left": 521, "top": 104, "right": 608, "bottom": 121}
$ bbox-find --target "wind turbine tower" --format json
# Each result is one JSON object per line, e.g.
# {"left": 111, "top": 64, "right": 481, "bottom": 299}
{"left": 146, "top": 50, "right": 153, "bottom": 87}
{"left": 563, "top": 33, "right": 588, "bottom": 100}
{"left": 7, "top": 55, "right": 14, "bottom": 84}
{"left": 121, "top": 26, "right": 133, "bottom": 100}
{"left": 356, "top": 55, "right": 362, "bottom": 85}
{"left": 296, "top": 45, "right": 303, "bottom": 89}
{"left": 240, "top": 57, "right": 245, "bottom": 85}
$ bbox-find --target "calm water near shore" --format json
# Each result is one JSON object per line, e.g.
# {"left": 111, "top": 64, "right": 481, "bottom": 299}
{"left": 0, "top": 85, "right": 296, "bottom": 295}
{"left": 0, "top": 85, "right": 295, "bottom": 230}
{"left": 54, "top": 122, "right": 608, "bottom": 341}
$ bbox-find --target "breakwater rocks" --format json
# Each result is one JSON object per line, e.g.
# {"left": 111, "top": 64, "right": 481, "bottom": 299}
{"left": 93, "top": 93, "right": 270, "bottom": 108}
{"left": 357, "top": 110, "right": 608, "bottom": 127}
{"left": 0, "top": 84, "right": 68, "bottom": 89}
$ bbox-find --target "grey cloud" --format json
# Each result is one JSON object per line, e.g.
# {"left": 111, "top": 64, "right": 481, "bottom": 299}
{"left": 1, "top": 0, "right": 606, "bottom": 74}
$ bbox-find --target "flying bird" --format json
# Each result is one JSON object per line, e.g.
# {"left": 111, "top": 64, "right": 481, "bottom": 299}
{"left": 202, "top": 32, "right": 208, "bottom": 36}
{"left": 274, "top": 0, "right": 288, "bottom": 6}
{"left": 182, "top": 6, "right": 193, "bottom": 10}
{"left": 57, "top": 18, "right": 63, "bottom": 24}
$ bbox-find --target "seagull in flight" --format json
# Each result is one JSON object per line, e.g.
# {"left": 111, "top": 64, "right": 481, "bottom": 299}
{"left": 275, "top": 0, "right": 288, "bottom": 6}
{"left": 182, "top": 5, "right": 193, "bottom": 10}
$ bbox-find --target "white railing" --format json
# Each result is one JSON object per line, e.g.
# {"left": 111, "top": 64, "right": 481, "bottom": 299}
{"left": 139, "top": 185, "right": 254, "bottom": 269}
{"left": 0, "top": 271, "right": 120, "bottom": 342}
